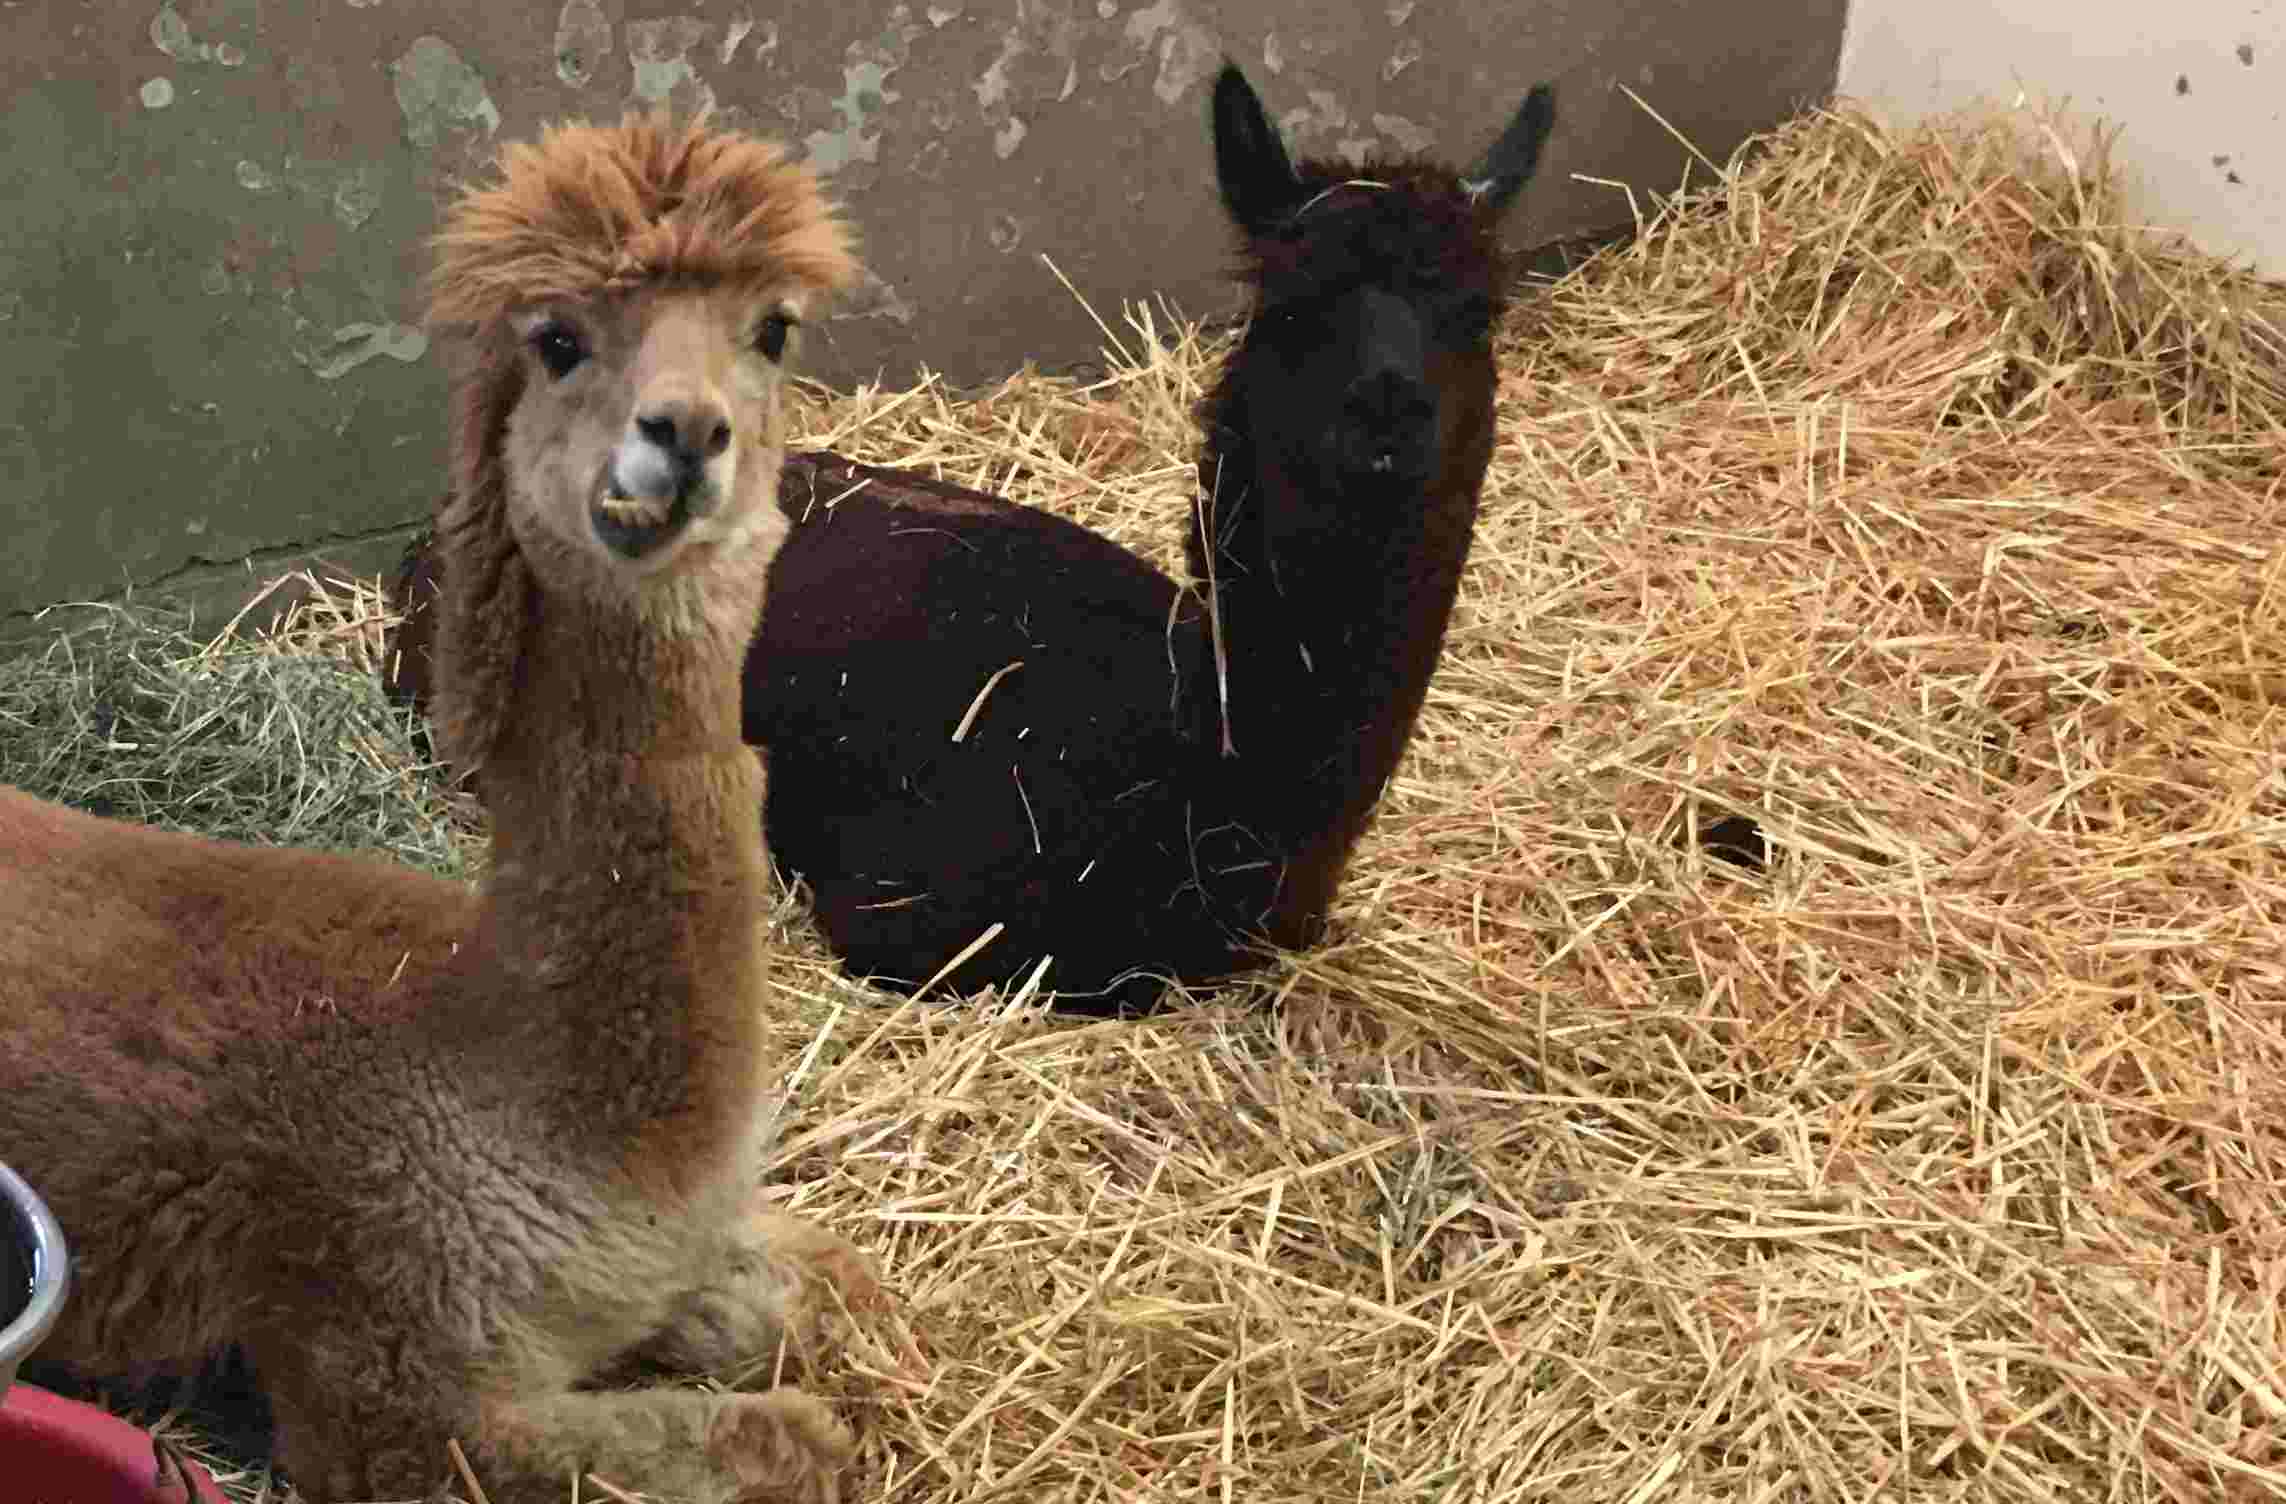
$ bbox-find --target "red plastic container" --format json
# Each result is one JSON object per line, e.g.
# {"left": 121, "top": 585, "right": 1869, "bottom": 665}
{"left": 3, "top": 1159, "right": 226, "bottom": 1502}
{"left": 0, "top": 1383, "right": 228, "bottom": 1503}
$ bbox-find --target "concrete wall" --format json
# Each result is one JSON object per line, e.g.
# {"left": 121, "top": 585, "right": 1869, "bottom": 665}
{"left": 1839, "top": 0, "right": 2286, "bottom": 275}
{"left": 0, "top": 0, "right": 1847, "bottom": 625}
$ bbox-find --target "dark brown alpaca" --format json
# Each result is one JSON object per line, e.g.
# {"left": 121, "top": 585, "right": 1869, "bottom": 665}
{"left": 0, "top": 116, "right": 876, "bottom": 1501}
{"left": 386, "top": 64, "right": 1554, "bottom": 1016}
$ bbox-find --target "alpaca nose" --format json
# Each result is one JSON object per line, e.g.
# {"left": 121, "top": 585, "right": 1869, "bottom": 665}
{"left": 1344, "top": 369, "right": 1436, "bottom": 433}
{"left": 610, "top": 391, "right": 733, "bottom": 516}
{"left": 634, "top": 397, "right": 733, "bottom": 470}
{"left": 1342, "top": 370, "right": 1436, "bottom": 479}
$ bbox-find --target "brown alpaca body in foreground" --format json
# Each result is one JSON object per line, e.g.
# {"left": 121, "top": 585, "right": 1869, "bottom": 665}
{"left": 384, "top": 64, "right": 1556, "bottom": 1016}
{"left": 0, "top": 116, "right": 866, "bottom": 1502}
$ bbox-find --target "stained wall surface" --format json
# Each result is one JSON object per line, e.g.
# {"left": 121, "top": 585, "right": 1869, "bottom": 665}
{"left": 0, "top": 0, "right": 1846, "bottom": 620}
{"left": 1839, "top": 0, "right": 2285, "bottom": 274}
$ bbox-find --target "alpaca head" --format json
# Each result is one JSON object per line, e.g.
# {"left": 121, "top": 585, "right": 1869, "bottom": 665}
{"left": 1205, "top": 63, "right": 1554, "bottom": 539}
{"left": 500, "top": 291, "right": 795, "bottom": 579}
{"left": 419, "top": 113, "right": 859, "bottom": 768}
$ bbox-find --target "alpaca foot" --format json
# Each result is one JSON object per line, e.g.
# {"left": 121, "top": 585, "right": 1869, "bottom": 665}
{"left": 709, "top": 1388, "right": 856, "bottom": 1502}
{"left": 460, "top": 1385, "right": 855, "bottom": 1504}
{"left": 608, "top": 1212, "right": 884, "bottom": 1382}
{"left": 746, "top": 1211, "right": 887, "bottom": 1327}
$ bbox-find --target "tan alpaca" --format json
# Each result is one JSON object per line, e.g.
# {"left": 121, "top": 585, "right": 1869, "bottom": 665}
{"left": 0, "top": 115, "right": 872, "bottom": 1503}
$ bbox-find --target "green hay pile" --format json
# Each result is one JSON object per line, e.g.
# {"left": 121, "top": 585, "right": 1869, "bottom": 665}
{"left": 16, "top": 96, "right": 2286, "bottom": 1503}
{"left": 0, "top": 580, "right": 468, "bottom": 876}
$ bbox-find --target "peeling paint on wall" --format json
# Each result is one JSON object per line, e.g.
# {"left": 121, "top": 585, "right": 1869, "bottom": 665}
{"left": 1372, "top": 113, "right": 1433, "bottom": 154}
{"left": 720, "top": 16, "right": 755, "bottom": 65}
{"left": 1274, "top": 86, "right": 1398, "bottom": 164}
{"left": 139, "top": 78, "right": 174, "bottom": 109}
{"left": 1280, "top": 89, "right": 1348, "bottom": 145}
{"left": 328, "top": 166, "right": 384, "bottom": 230}
{"left": 975, "top": 31, "right": 1021, "bottom": 110}
{"left": 807, "top": 61, "right": 891, "bottom": 173}
{"left": 298, "top": 323, "right": 429, "bottom": 382}
{"left": 236, "top": 158, "right": 385, "bottom": 229}
{"left": 807, "top": 10, "right": 924, "bottom": 177}
{"left": 151, "top": 5, "right": 241, "bottom": 67}
{"left": 628, "top": 17, "right": 715, "bottom": 115}
{"left": 392, "top": 37, "right": 501, "bottom": 152}
{"left": 1121, "top": 0, "right": 1218, "bottom": 105}
{"left": 1383, "top": 37, "right": 1422, "bottom": 81}
{"left": 555, "top": 0, "right": 611, "bottom": 88}
{"left": 983, "top": 4, "right": 1079, "bottom": 108}
{"left": 973, "top": 0, "right": 1095, "bottom": 158}
{"left": 1263, "top": 33, "right": 1286, "bottom": 73}
{"left": 959, "top": 0, "right": 1223, "bottom": 160}
{"left": 834, "top": 269, "right": 917, "bottom": 325}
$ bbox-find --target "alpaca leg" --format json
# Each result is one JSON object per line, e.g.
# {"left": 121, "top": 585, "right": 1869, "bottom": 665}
{"left": 475, "top": 1386, "right": 855, "bottom": 1504}
{"left": 606, "top": 1211, "right": 885, "bottom": 1382}
{"left": 259, "top": 1343, "right": 853, "bottom": 1504}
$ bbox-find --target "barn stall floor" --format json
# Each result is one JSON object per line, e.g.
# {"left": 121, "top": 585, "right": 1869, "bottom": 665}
{"left": 5, "top": 97, "right": 2285, "bottom": 1503}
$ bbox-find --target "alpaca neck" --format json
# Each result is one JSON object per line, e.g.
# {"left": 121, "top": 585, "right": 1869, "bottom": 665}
{"left": 457, "top": 583, "right": 771, "bottom": 1189}
{"left": 1189, "top": 428, "right": 1479, "bottom": 842}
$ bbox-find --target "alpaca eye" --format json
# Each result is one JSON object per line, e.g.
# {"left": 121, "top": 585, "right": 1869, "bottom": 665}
{"left": 530, "top": 323, "right": 586, "bottom": 380}
{"left": 755, "top": 312, "right": 795, "bottom": 362}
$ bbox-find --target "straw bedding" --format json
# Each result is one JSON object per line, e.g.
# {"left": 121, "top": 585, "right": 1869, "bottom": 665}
{"left": 12, "top": 99, "right": 2286, "bottom": 1501}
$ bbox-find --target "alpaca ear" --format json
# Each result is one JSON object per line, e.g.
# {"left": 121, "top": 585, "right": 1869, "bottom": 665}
{"left": 1211, "top": 61, "right": 1300, "bottom": 234}
{"left": 430, "top": 340, "right": 535, "bottom": 780}
{"left": 1460, "top": 83, "right": 1556, "bottom": 222}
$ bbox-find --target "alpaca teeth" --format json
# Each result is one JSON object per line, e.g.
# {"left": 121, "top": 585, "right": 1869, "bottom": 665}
{"left": 599, "top": 492, "right": 672, "bottom": 527}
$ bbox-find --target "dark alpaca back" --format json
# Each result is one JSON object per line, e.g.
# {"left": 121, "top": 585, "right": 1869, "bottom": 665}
{"left": 757, "top": 454, "right": 1217, "bottom": 1009}
{"left": 384, "top": 65, "right": 1555, "bottom": 1015}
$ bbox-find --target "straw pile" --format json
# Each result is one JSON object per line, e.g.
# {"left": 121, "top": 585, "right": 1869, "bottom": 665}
{"left": 19, "top": 97, "right": 2286, "bottom": 1501}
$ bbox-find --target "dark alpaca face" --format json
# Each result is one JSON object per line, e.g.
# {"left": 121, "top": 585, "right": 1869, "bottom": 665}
{"left": 1241, "top": 247, "right": 1498, "bottom": 505}
{"left": 1209, "top": 62, "right": 1554, "bottom": 516}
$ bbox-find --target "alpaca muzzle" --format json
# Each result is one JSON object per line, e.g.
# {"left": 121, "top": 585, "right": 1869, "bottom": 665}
{"left": 592, "top": 476, "right": 700, "bottom": 560}
{"left": 1334, "top": 373, "right": 1437, "bottom": 487}
{"left": 1332, "top": 291, "right": 1436, "bottom": 486}
{"left": 595, "top": 421, "right": 734, "bottom": 559}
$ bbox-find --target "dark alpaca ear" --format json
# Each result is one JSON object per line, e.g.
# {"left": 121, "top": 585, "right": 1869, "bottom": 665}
{"left": 1211, "top": 61, "right": 1300, "bottom": 234}
{"left": 430, "top": 339, "right": 534, "bottom": 780}
{"left": 1460, "top": 83, "right": 1556, "bottom": 222}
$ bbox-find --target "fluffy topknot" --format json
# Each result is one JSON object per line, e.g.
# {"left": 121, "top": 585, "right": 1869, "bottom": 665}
{"left": 425, "top": 112, "right": 860, "bottom": 331}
